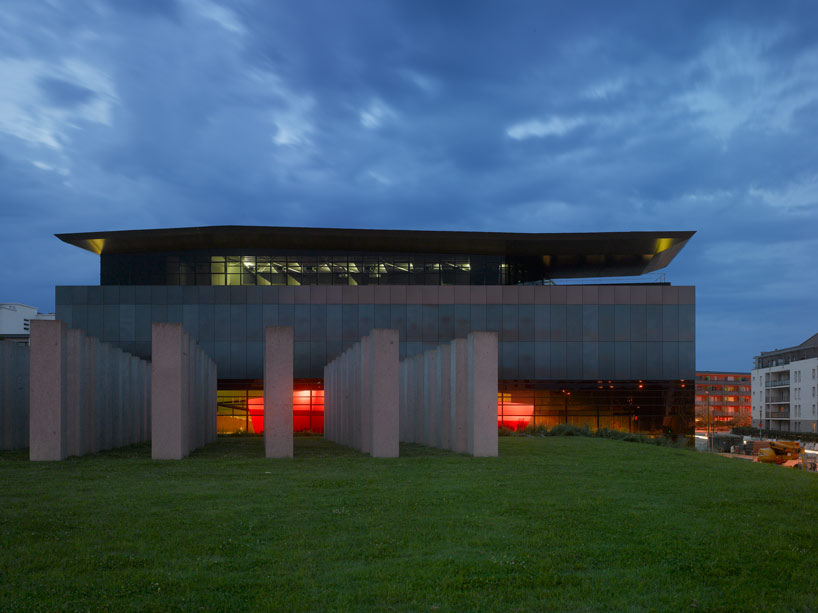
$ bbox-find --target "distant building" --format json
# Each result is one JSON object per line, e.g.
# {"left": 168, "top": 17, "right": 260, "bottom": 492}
{"left": 0, "top": 304, "right": 55, "bottom": 343}
{"left": 695, "top": 371, "right": 751, "bottom": 429}
{"left": 752, "top": 333, "right": 818, "bottom": 433}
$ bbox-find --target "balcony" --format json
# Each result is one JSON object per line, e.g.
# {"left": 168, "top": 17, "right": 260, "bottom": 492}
{"left": 766, "top": 379, "right": 790, "bottom": 388}
{"left": 767, "top": 412, "right": 790, "bottom": 419}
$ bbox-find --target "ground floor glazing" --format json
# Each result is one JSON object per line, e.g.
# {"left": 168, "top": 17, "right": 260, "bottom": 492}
{"left": 216, "top": 379, "right": 692, "bottom": 436}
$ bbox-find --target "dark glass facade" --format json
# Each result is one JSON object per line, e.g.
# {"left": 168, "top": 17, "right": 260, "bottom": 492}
{"left": 54, "top": 284, "right": 695, "bottom": 380}
{"left": 498, "top": 380, "right": 693, "bottom": 434}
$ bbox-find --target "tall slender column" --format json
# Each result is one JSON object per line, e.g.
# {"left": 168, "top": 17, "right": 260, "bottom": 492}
{"left": 467, "top": 332, "right": 499, "bottom": 457}
{"left": 29, "top": 320, "right": 67, "bottom": 461}
{"left": 264, "top": 326, "right": 294, "bottom": 458}
{"left": 370, "top": 329, "right": 399, "bottom": 457}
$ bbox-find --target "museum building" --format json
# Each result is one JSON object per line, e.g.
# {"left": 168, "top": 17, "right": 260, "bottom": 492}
{"left": 54, "top": 226, "right": 696, "bottom": 436}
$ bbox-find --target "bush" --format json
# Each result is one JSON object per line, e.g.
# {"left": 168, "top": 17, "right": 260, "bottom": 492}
{"left": 547, "top": 424, "right": 591, "bottom": 437}
{"left": 517, "top": 423, "right": 691, "bottom": 449}
{"left": 731, "top": 426, "right": 818, "bottom": 444}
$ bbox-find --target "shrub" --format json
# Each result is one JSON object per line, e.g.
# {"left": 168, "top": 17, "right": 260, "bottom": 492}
{"left": 523, "top": 424, "right": 550, "bottom": 437}
{"left": 731, "top": 426, "right": 818, "bottom": 444}
{"left": 513, "top": 423, "right": 691, "bottom": 449}
{"left": 547, "top": 424, "right": 591, "bottom": 437}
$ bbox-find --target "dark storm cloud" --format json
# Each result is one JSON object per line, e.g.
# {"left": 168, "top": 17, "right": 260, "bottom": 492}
{"left": 0, "top": 0, "right": 817, "bottom": 368}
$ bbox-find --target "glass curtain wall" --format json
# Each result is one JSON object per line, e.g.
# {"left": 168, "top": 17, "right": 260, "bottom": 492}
{"left": 102, "top": 252, "right": 541, "bottom": 285}
{"left": 217, "top": 379, "right": 690, "bottom": 436}
{"left": 498, "top": 380, "right": 692, "bottom": 435}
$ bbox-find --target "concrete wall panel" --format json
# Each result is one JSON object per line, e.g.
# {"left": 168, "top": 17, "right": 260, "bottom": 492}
{"left": 322, "top": 330, "right": 399, "bottom": 456}
{"left": 151, "top": 323, "right": 216, "bottom": 460}
{"left": 450, "top": 338, "right": 468, "bottom": 454}
{"left": 264, "top": 326, "right": 293, "bottom": 458}
{"left": 398, "top": 332, "right": 497, "bottom": 457}
{"left": 468, "top": 332, "right": 499, "bottom": 457}
{"left": 369, "top": 329, "right": 399, "bottom": 457}
{"left": 29, "top": 320, "right": 150, "bottom": 461}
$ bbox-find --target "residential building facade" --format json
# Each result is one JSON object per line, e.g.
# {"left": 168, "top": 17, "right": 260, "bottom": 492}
{"left": 695, "top": 371, "right": 751, "bottom": 429}
{"left": 752, "top": 333, "right": 818, "bottom": 433}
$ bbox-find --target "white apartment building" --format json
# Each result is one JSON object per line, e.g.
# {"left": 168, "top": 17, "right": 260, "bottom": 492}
{"left": 0, "top": 303, "right": 55, "bottom": 343}
{"left": 751, "top": 332, "right": 818, "bottom": 433}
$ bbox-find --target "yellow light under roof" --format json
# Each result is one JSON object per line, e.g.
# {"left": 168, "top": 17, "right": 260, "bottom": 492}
{"left": 654, "top": 238, "right": 674, "bottom": 252}
{"left": 87, "top": 238, "right": 105, "bottom": 254}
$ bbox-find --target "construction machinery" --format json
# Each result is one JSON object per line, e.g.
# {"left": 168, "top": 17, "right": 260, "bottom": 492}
{"left": 756, "top": 441, "right": 804, "bottom": 467}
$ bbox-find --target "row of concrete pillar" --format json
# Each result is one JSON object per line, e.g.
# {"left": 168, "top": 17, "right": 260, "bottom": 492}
{"left": 151, "top": 323, "right": 218, "bottom": 460}
{"left": 29, "top": 320, "right": 152, "bottom": 461}
{"left": 323, "top": 329, "right": 400, "bottom": 457}
{"left": 400, "top": 332, "right": 498, "bottom": 456}
{"left": 9, "top": 322, "right": 497, "bottom": 460}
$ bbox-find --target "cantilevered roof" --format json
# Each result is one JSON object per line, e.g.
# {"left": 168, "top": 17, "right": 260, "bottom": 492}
{"left": 56, "top": 226, "right": 695, "bottom": 278}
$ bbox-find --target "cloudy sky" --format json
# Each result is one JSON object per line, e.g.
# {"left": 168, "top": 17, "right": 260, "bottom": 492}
{"left": 2, "top": 0, "right": 817, "bottom": 371}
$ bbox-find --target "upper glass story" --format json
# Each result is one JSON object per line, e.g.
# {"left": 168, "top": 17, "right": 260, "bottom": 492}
{"left": 102, "top": 251, "right": 537, "bottom": 286}
{"left": 57, "top": 225, "right": 697, "bottom": 287}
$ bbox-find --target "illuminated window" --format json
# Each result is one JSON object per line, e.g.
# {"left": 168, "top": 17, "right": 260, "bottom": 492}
{"left": 217, "top": 381, "right": 324, "bottom": 434}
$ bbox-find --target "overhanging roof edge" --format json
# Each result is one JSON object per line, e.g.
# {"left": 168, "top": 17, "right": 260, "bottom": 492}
{"left": 56, "top": 225, "right": 696, "bottom": 259}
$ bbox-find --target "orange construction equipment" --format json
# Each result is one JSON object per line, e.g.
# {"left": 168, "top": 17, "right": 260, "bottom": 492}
{"left": 756, "top": 441, "right": 804, "bottom": 466}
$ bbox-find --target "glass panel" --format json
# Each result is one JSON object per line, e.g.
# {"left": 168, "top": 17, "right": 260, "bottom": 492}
{"left": 499, "top": 380, "right": 693, "bottom": 436}
{"left": 256, "top": 257, "right": 272, "bottom": 273}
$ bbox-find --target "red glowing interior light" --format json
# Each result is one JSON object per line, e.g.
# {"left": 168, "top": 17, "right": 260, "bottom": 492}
{"left": 248, "top": 396, "right": 264, "bottom": 434}
{"left": 247, "top": 390, "right": 325, "bottom": 434}
{"left": 497, "top": 402, "right": 534, "bottom": 430}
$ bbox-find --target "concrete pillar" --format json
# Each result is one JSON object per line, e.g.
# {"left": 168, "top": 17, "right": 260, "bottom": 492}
{"left": 436, "top": 343, "right": 451, "bottom": 451}
{"left": 209, "top": 360, "right": 217, "bottom": 443}
{"left": 450, "top": 339, "right": 468, "bottom": 453}
{"left": 414, "top": 353, "right": 425, "bottom": 444}
{"left": 346, "top": 349, "right": 353, "bottom": 447}
{"left": 360, "top": 334, "right": 372, "bottom": 454}
{"left": 369, "top": 329, "right": 399, "bottom": 457}
{"left": 112, "top": 348, "right": 122, "bottom": 450}
{"left": 329, "top": 362, "right": 336, "bottom": 443}
{"left": 64, "top": 328, "right": 83, "bottom": 457}
{"left": 401, "top": 358, "right": 412, "bottom": 443}
{"left": 352, "top": 342, "right": 362, "bottom": 451}
{"left": 127, "top": 357, "right": 136, "bottom": 447}
{"left": 399, "top": 360, "right": 407, "bottom": 442}
{"left": 29, "top": 320, "right": 67, "bottom": 461}
{"left": 264, "top": 326, "right": 293, "bottom": 458}
{"left": 323, "top": 364, "right": 331, "bottom": 442}
{"left": 423, "top": 349, "right": 438, "bottom": 447}
{"left": 467, "top": 332, "right": 499, "bottom": 457}
{"left": 152, "top": 323, "right": 185, "bottom": 460}
{"left": 100, "top": 343, "right": 114, "bottom": 449}
{"left": 140, "top": 360, "right": 149, "bottom": 446}
{"left": 340, "top": 353, "right": 344, "bottom": 444}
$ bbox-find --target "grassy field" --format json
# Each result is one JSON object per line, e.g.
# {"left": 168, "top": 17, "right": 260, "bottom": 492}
{"left": 1, "top": 437, "right": 817, "bottom": 612}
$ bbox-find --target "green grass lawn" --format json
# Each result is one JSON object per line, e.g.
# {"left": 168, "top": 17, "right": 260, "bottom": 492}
{"left": 1, "top": 437, "right": 817, "bottom": 612}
